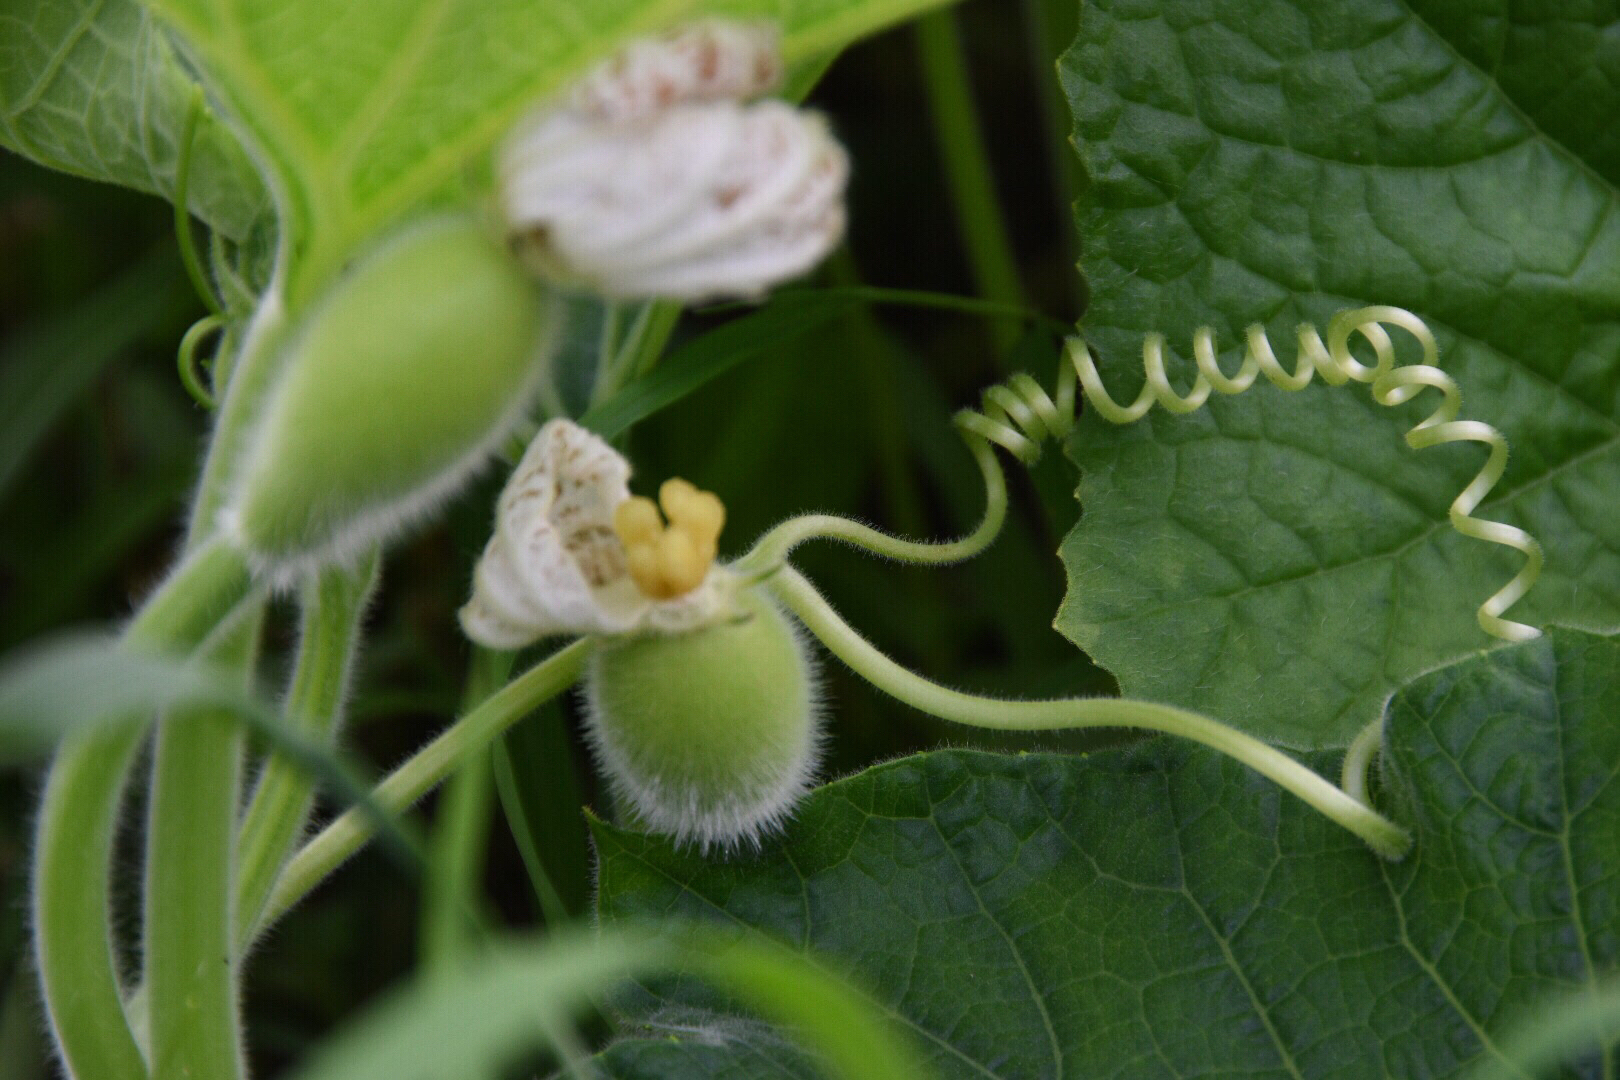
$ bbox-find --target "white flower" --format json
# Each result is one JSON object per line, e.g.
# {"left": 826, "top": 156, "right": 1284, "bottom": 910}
{"left": 496, "top": 21, "right": 848, "bottom": 302}
{"left": 459, "top": 420, "right": 731, "bottom": 648}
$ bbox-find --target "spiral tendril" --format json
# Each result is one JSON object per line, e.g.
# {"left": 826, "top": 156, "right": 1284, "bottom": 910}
{"left": 954, "top": 305, "right": 1544, "bottom": 644}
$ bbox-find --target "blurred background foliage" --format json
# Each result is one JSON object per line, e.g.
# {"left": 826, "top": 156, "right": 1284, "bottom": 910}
{"left": 0, "top": 1, "right": 1101, "bottom": 1073}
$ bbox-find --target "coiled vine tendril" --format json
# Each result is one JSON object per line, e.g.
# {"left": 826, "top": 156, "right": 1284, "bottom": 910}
{"left": 734, "top": 304, "right": 1547, "bottom": 860}
{"left": 956, "top": 304, "right": 1544, "bottom": 643}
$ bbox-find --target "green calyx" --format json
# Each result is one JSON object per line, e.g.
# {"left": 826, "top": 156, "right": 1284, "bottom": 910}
{"left": 226, "top": 214, "right": 551, "bottom": 571}
{"left": 583, "top": 585, "right": 821, "bottom": 852}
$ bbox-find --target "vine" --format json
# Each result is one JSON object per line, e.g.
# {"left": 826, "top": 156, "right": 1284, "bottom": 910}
{"left": 736, "top": 304, "right": 1545, "bottom": 857}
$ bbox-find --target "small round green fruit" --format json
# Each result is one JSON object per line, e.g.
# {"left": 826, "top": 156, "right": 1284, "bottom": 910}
{"left": 583, "top": 585, "right": 821, "bottom": 850}
{"left": 227, "top": 214, "right": 550, "bottom": 572}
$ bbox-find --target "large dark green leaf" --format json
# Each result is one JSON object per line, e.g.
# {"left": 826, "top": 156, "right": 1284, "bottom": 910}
{"left": 593, "top": 628, "right": 1620, "bottom": 1078}
{"left": 1056, "top": 0, "right": 1620, "bottom": 748}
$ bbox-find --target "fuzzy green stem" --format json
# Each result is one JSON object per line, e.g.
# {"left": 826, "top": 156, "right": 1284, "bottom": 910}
{"left": 735, "top": 432, "right": 1007, "bottom": 575}
{"left": 420, "top": 648, "right": 515, "bottom": 969}
{"left": 768, "top": 567, "right": 1412, "bottom": 859}
{"left": 144, "top": 607, "right": 261, "bottom": 1080}
{"left": 33, "top": 540, "right": 253, "bottom": 1080}
{"left": 234, "top": 557, "right": 379, "bottom": 953}
{"left": 186, "top": 285, "right": 288, "bottom": 547}
{"left": 257, "top": 640, "right": 593, "bottom": 936}
{"left": 913, "top": 9, "right": 1026, "bottom": 352}
{"left": 1341, "top": 718, "right": 1384, "bottom": 806}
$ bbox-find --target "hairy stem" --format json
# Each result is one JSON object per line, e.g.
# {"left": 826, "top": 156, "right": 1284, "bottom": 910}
{"left": 235, "top": 556, "right": 379, "bottom": 953}
{"left": 735, "top": 432, "right": 1007, "bottom": 575}
{"left": 257, "top": 640, "right": 592, "bottom": 936}
{"left": 769, "top": 567, "right": 1412, "bottom": 859}
{"left": 144, "top": 606, "right": 262, "bottom": 1080}
{"left": 33, "top": 540, "right": 253, "bottom": 1080}
{"left": 187, "top": 283, "right": 288, "bottom": 546}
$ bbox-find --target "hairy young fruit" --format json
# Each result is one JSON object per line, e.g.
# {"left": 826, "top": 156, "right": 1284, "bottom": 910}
{"left": 583, "top": 586, "right": 821, "bottom": 850}
{"left": 226, "top": 214, "right": 549, "bottom": 572}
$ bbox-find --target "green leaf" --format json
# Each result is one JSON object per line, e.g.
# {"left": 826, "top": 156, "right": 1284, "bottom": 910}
{"left": 141, "top": 0, "right": 958, "bottom": 296}
{"left": 594, "top": 627, "right": 1620, "bottom": 1078}
{"left": 0, "top": 0, "right": 270, "bottom": 239}
{"left": 1056, "top": 0, "right": 1620, "bottom": 748}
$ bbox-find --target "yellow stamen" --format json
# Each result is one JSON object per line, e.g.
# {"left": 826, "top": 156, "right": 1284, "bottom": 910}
{"left": 613, "top": 477, "right": 727, "bottom": 599}
{"left": 614, "top": 497, "right": 663, "bottom": 547}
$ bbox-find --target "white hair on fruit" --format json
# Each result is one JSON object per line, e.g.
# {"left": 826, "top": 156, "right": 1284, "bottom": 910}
{"left": 458, "top": 419, "right": 731, "bottom": 647}
{"left": 580, "top": 590, "right": 826, "bottom": 853}
{"left": 497, "top": 20, "right": 848, "bottom": 302}
{"left": 459, "top": 419, "right": 825, "bottom": 852}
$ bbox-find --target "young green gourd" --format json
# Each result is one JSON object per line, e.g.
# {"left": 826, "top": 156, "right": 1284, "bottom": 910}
{"left": 460, "top": 419, "right": 822, "bottom": 850}
{"left": 585, "top": 586, "right": 821, "bottom": 851}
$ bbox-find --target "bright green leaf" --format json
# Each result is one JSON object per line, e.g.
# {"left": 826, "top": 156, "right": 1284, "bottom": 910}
{"left": 594, "top": 628, "right": 1620, "bottom": 1078}
{"left": 0, "top": 0, "right": 270, "bottom": 239}
{"left": 1056, "top": 0, "right": 1620, "bottom": 748}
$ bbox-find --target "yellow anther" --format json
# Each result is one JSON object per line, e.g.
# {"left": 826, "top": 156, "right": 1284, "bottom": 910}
{"left": 614, "top": 477, "right": 727, "bottom": 600}
{"left": 659, "top": 478, "right": 697, "bottom": 517}
{"left": 656, "top": 529, "right": 705, "bottom": 597}
{"left": 614, "top": 496, "right": 664, "bottom": 547}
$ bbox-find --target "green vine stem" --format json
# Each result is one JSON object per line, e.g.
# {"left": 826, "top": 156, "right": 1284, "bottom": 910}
{"left": 186, "top": 280, "right": 289, "bottom": 548}
{"left": 912, "top": 9, "right": 1026, "bottom": 353}
{"left": 33, "top": 539, "right": 254, "bottom": 1080}
{"left": 144, "top": 605, "right": 263, "bottom": 1080}
{"left": 767, "top": 566, "right": 1413, "bottom": 860}
{"left": 733, "top": 431, "right": 1008, "bottom": 577}
{"left": 255, "top": 640, "right": 593, "bottom": 938}
{"left": 1341, "top": 717, "right": 1384, "bottom": 806}
{"left": 737, "top": 305, "right": 1541, "bottom": 845}
{"left": 234, "top": 555, "right": 380, "bottom": 952}
{"left": 420, "top": 647, "right": 515, "bottom": 969}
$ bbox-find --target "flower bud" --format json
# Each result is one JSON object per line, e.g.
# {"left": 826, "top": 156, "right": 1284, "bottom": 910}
{"left": 583, "top": 585, "right": 822, "bottom": 850}
{"left": 226, "top": 215, "right": 551, "bottom": 572}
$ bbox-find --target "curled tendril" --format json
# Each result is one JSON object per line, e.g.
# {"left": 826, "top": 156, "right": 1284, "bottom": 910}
{"left": 735, "top": 304, "right": 1544, "bottom": 856}
{"left": 177, "top": 314, "right": 225, "bottom": 409}
{"left": 956, "top": 305, "right": 1544, "bottom": 644}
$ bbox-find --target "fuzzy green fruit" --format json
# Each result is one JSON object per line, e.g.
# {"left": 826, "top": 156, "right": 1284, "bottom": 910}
{"left": 227, "top": 214, "right": 550, "bottom": 571}
{"left": 583, "top": 586, "right": 821, "bottom": 850}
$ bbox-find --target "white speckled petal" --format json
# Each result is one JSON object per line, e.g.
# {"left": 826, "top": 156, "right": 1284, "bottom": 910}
{"left": 459, "top": 421, "right": 647, "bottom": 645}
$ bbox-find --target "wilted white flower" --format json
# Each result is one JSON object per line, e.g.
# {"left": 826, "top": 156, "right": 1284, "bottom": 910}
{"left": 497, "top": 20, "right": 848, "bottom": 302}
{"left": 459, "top": 420, "right": 731, "bottom": 647}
